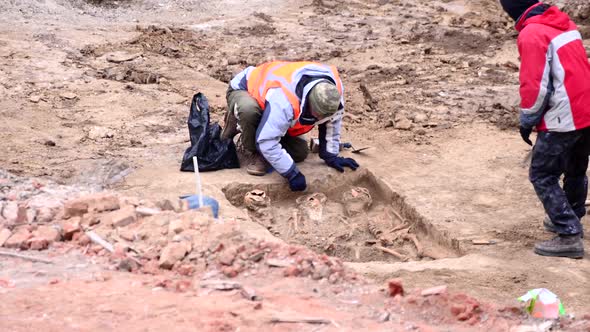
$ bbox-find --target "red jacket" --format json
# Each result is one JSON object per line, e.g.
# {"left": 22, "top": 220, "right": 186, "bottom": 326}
{"left": 517, "top": 3, "right": 590, "bottom": 132}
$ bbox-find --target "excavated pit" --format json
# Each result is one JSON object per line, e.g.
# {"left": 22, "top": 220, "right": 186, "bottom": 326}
{"left": 223, "top": 169, "right": 461, "bottom": 263}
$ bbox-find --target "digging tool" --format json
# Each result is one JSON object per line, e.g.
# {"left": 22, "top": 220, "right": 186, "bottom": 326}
{"left": 180, "top": 157, "right": 220, "bottom": 218}
{"left": 309, "top": 139, "right": 371, "bottom": 154}
{"left": 341, "top": 142, "right": 371, "bottom": 154}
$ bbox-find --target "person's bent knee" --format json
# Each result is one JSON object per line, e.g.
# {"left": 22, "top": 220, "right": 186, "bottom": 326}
{"left": 290, "top": 147, "right": 309, "bottom": 163}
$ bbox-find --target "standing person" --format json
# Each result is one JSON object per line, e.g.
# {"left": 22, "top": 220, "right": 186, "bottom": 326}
{"left": 500, "top": 0, "right": 590, "bottom": 258}
{"left": 221, "top": 61, "right": 359, "bottom": 192}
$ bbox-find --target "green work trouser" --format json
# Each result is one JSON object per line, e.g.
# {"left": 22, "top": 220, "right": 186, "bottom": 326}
{"left": 226, "top": 88, "right": 309, "bottom": 163}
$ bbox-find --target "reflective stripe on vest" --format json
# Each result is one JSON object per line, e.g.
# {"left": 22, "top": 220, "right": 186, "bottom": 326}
{"left": 247, "top": 61, "right": 343, "bottom": 137}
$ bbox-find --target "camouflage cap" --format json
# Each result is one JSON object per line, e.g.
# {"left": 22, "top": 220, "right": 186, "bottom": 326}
{"left": 308, "top": 82, "right": 341, "bottom": 117}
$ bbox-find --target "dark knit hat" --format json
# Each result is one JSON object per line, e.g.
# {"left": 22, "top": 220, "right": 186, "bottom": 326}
{"left": 499, "top": 0, "right": 539, "bottom": 21}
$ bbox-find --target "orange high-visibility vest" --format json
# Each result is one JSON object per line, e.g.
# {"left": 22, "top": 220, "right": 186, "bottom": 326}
{"left": 247, "top": 61, "right": 343, "bottom": 137}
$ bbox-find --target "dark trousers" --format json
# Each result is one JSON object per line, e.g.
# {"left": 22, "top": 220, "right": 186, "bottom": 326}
{"left": 529, "top": 128, "right": 590, "bottom": 235}
{"left": 226, "top": 88, "right": 309, "bottom": 162}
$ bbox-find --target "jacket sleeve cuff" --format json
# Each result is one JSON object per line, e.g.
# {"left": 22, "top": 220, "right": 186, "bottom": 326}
{"left": 282, "top": 164, "right": 300, "bottom": 180}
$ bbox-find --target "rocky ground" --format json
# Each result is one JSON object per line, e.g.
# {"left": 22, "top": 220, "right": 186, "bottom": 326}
{"left": 1, "top": 0, "right": 590, "bottom": 330}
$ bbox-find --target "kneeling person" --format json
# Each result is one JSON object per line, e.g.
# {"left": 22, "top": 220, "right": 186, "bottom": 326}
{"left": 221, "top": 61, "right": 359, "bottom": 192}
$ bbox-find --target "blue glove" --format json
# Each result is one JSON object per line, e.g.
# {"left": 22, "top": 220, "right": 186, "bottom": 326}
{"left": 288, "top": 171, "right": 307, "bottom": 192}
{"left": 324, "top": 156, "right": 359, "bottom": 173}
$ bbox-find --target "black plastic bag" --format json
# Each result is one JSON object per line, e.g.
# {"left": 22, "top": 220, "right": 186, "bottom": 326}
{"left": 180, "top": 93, "right": 240, "bottom": 172}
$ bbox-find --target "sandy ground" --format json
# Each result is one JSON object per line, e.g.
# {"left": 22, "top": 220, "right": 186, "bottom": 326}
{"left": 1, "top": 0, "right": 590, "bottom": 329}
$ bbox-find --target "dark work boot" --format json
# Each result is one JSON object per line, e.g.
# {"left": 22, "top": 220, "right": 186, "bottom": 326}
{"left": 246, "top": 153, "right": 268, "bottom": 176}
{"left": 543, "top": 215, "right": 584, "bottom": 238}
{"left": 534, "top": 234, "right": 584, "bottom": 259}
{"left": 221, "top": 107, "right": 239, "bottom": 140}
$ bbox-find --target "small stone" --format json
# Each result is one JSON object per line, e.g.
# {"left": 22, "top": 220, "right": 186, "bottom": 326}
{"left": 0, "top": 228, "right": 13, "bottom": 247}
{"left": 283, "top": 266, "right": 301, "bottom": 277}
{"left": 4, "top": 228, "right": 32, "bottom": 249}
{"left": 177, "top": 264, "right": 195, "bottom": 276}
{"left": 36, "top": 207, "right": 58, "bottom": 223}
{"left": 106, "top": 51, "right": 142, "bottom": 63}
{"left": 60, "top": 92, "right": 78, "bottom": 100}
{"left": 88, "top": 126, "right": 114, "bottom": 140}
{"left": 222, "top": 266, "right": 239, "bottom": 278}
{"left": 158, "top": 242, "right": 190, "bottom": 269}
{"left": 29, "top": 95, "right": 41, "bottom": 103}
{"left": 118, "top": 228, "right": 137, "bottom": 242}
{"left": 218, "top": 249, "right": 236, "bottom": 266}
{"left": 117, "top": 258, "right": 139, "bottom": 272}
{"left": 102, "top": 206, "right": 137, "bottom": 228}
{"left": 421, "top": 285, "right": 447, "bottom": 296}
{"left": 156, "top": 199, "right": 177, "bottom": 212}
{"left": 415, "top": 128, "right": 427, "bottom": 135}
{"left": 77, "top": 234, "right": 91, "bottom": 246}
{"left": 44, "top": 140, "right": 56, "bottom": 147}
{"left": 168, "top": 219, "right": 190, "bottom": 234}
{"left": 136, "top": 206, "right": 160, "bottom": 217}
{"left": 413, "top": 112, "right": 428, "bottom": 124}
{"left": 395, "top": 118, "right": 413, "bottom": 131}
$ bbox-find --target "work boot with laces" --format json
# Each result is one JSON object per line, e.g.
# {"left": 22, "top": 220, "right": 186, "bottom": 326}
{"left": 220, "top": 106, "right": 239, "bottom": 140}
{"left": 246, "top": 153, "right": 268, "bottom": 176}
{"left": 534, "top": 234, "right": 584, "bottom": 259}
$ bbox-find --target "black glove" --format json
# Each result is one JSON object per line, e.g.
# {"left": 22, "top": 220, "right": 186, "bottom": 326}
{"left": 288, "top": 171, "right": 307, "bottom": 192}
{"left": 519, "top": 126, "right": 533, "bottom": 146}
{"left": 324, "top": 156, "right": 359, "bottom": 173}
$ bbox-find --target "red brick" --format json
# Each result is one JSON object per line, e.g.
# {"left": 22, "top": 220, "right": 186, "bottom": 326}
{"left": 34, "top": 225, "right": 61, "bottom": 242}
{"left": 283, "top": 266, "right": 301, "bottom": 277}
{"left": 222, "top": 266, "right": 238, "bottom": 278}
{"left": 102, "top": 206, "right": 137, "bottom": 228}
{"left": 4, "top": 228, "right": 32, "bottom": 249}
{"left": 457, "top": 312, "right": 472, "bottom": 321}
{"left": 61, "top": 217, "right": 82, "bottom": 240}
{"left": 177, "top": 264, "right": 195, "bottom": 276}
{"left": 388, "top": 279, "right": 404, "bottom": 297}
{"left": 28, "top": 237, "right": 49, "bottom": 250}
{"left": 168, "top": 219, "right": 190, "bottom": 234}
{"left": 87, "top": 194, "right": 120, "bottom": 213}
{"left": 77, "top": 234, "right": 91, "bottom": 246}
{"left": 63, "top": 200, "right": 89, "bottom": 219}
{"left": 451, "top": 304, "right": 466, "bottom": 317}
{"left": 158, "top": 242, "right": 190, "bottom": 269}
{"left": 218, "top": 249, "right": 236, "bottom": 266}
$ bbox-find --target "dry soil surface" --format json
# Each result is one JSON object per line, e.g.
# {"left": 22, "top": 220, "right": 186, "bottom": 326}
{"left": 1, "top": 0, "right": 590, "bottom": 330}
